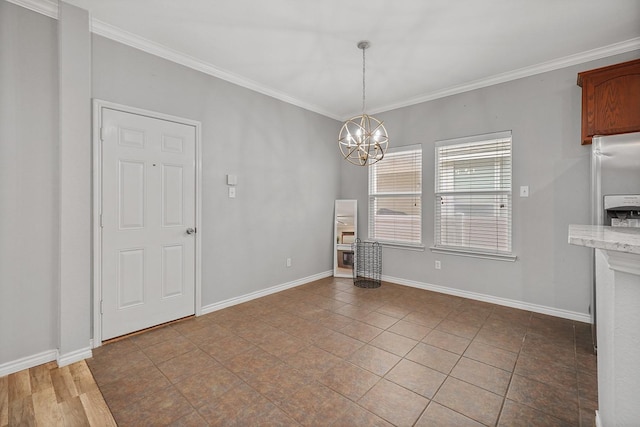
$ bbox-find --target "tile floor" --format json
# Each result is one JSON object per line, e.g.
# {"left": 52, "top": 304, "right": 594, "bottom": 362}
{"left": 86, "top": 277, "right": 598, "bottom": 426}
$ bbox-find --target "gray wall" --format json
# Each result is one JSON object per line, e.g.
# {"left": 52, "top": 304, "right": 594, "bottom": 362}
{"left": 0, "top": 2, "right": 59, "bottom": 364}
{"left": 91, "top": 36, "right": 341, "bottom": 306}
{"left": 340, "top": 50, "right": 640, "bottom": 317}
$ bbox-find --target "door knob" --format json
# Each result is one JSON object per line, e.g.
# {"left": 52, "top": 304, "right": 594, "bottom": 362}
{"left": 186, "top": 227, "right": 196, "bottom": 235}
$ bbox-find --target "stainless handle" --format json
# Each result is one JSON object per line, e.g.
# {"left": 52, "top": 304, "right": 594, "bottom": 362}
{"left": 186, "top": 227, "right": 196, "bottom": 235}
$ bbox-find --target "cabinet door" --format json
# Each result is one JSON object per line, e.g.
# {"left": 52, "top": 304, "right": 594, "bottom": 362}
{"left": 334, "top": 200, "right": 357, "bottom": 278}
{"left": 578, "top": 59, "right": 640, "bottom": 145}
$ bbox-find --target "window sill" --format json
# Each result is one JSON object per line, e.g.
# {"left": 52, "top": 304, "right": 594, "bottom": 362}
{"left": 429, "top": 246, "right": 517, "bottom": 262}
{"left": 374, "top": 241, "right": 426, "bottom": 251}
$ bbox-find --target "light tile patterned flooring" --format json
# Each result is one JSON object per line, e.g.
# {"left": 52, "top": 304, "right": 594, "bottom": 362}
{"left": 85, "top": 277, "right": 597, "bottom": 426}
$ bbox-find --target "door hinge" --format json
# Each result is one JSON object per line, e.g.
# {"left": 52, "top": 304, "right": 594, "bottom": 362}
{"left": 100, "top": 127, "right": 105, "bottom": 141}
{"left": 100, "top": 300, "right": 104, "bottom": 314}
{"left": 99, "top": 213, "right": 104, "bottom": 228}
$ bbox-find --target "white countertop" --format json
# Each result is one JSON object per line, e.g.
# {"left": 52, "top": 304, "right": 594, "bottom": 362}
{"left": 568, "top": 224, "right": 640, "bottom": 255}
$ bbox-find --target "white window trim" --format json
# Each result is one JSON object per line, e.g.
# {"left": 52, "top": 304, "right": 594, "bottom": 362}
{"left": 368, "top": 144, "right": 423, "bottom": 249}
{"left": 432, "top": 130, "right": 515, "bottom": 260}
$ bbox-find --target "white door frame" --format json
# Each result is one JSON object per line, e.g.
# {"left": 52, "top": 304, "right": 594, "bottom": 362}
{"left": 92, "top": 99, "right": 202, "bottom": 347}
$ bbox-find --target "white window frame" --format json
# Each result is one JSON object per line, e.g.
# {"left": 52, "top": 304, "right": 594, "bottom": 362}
{"left": 431, "top": 131, "right": 516, "bottom": 261}
{"left": 368, "top": 144, "right": 423, "bottom": 249}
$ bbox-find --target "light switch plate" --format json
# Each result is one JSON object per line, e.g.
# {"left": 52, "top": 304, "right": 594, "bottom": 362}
{"left": 227, "top": 174, "right": 237, "bottom": 185}
{"left": 520, "top": 186, "right": 529, "bottom": 197}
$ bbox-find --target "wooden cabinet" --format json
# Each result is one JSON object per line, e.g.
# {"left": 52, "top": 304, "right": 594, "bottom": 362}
{"left": 577, "top": 58, "right": 640, "bottom": 145}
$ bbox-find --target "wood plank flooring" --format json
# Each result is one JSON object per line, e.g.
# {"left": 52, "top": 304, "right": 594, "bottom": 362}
{"left": 0, "top": 360, "right": 116, "bottom": 427}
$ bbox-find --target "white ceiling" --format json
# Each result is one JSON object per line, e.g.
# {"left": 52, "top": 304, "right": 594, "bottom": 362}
{"left": 30, "top": 0, "right": 640, "bottom": 119}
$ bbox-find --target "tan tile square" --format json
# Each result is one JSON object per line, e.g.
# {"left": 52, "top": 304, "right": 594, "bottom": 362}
{"left": 376, "top": 303, "right": 412, "bottom": 319}
{"left": 173, "top": 364, "right": 241, "bottom": 408}
{"left": 167, "top": 411, "right": 208, "bottom": 427}
{"left": 98, "top": 367, "right": 170, "bottom": 412}
{"left": 435, "top": 318, "right": 481, "bottom": 340}
{"left": 448, "top": 304, "right": 492, "bottom": 325}
{"left": 157, "top": 349, "right": 219, "bottom": 384}
{"left": 181, "top": 322, "right": 234, "bottom": 344}
{"left": 88, "top": 350, "right": 153, "bottom": 387}
{"left": 475, "top": 326, "right": 524, "bottom": 353}
{"left": 243, "top": 363, "right": 313, "bottom": 406}
{"left": 223, "top": 346, "right": 282, "bottom": 381}
{"left": 142, "top": 335, "right": 197, "bottom": 364}
{"left": 113, "top": 385, "right": 193, "bottom": 426}
{"left": 434, "top": 377, "right": 503, "bottom": 426}
{"left": 404, "top": 311, "right": 445, "bottom": 328}
{"left": 258, "top": 330, "right": 309, "bottom": 358}
{"left": 416, "top": 402, "right": 484, "bottom": 427}
{"left": 313, "top": 331, "right": 364, "bottom": 358}
{"left": 340, "top": 321, "right": 383, "bottom": 342}
{"left": 283, "top": 345, "right": 341, "bottom": 378}
{"left": 498, "top": 399, "right": 573, "bottom": 426}
{"left": 197, "top": 383, "right": 277, "bottom": 426}
{"left": 89, "top": 338, "right": 139, "bottom": 362}
{"left": 520, "top": 332, "right": 575, "bottom": 368}
{"left": 423, "top": 329, "right": 471, "bottom": 355}
{"left": 406, "top": 343, "right": 460, "bottom": 374}
{"left": 359, "top": 379, "right": 429, "bottom": 426}
{"left": 131, "top": 325, "right": 181, "bottom": 348}
{"left": 332, "top": 402, "right": 393, "bottom": 426}
{"left": 388, "top": 320, "right": 432, "bottom": 340}
{"left": 333, "top": 304, "right": 374, "bottom": 321}
{"left": 451, "top": 357, "right": 511, "bottom": 395}
{"left": 198, "top": 334, "right": 255, "bottom": 362}
{"left": 281, "top": 318, "right": 334, "bottom": 343}
{"left": 464, "top": 340, "right": 518, "bottom": 372}
{"left": 361, "top": 311, "right": 399, "bottom": 329}
{"left": 170, "top": 316, "right": 213, "bottom": 336}
{"left": 320, "top": 313, "right": 354, "bottom": 331}
{"left": 279, "top": 382, "right": 353, "bottom": 426}
{"left": 347, "top": 345, "right": 401, "bottom": 376}
{"left": 369, "top": 331, "right": 418, "bottom": 357}
{"left": 507, "top": 374, "right": 579, "bottom": 425}
{"left": 319, "top": 360, "right": 380, "bottom": 400}
{"left": 385, "top": 358, "right": 446, "bottom": 398}
{"left": 515, "top": 354, "right": 578, "bottom": 391}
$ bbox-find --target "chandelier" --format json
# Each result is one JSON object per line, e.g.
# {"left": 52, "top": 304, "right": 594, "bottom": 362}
{"left": 338, "top": 41, "right": 389, "bottom": 166}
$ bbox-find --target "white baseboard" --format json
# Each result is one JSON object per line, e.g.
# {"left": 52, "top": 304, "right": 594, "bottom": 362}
{"left": 383, "top": 275, "right": 591, "bottom": 323}
{"left": 0, "top": 349, "right": 58, "bottom": 377}
{"left": 201, "top": 270, "right": 333, "bottom": 315}
{"left": 595, "top": 410, "right": 602, "bottom": 427}
{"left": 57, "top": 346, "right": 92, "bottom": 368}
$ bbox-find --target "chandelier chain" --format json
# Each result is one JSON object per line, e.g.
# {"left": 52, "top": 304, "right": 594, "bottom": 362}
{"left": 362, "top": 45, "right": 366, "bottom": 113}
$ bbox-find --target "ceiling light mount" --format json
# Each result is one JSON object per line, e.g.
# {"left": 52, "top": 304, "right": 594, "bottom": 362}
{"left": 338, "top": 40, "right": 388, "bottom": 166}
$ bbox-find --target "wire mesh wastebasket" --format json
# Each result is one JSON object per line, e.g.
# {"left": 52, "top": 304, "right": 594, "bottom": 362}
{"left": 352, "top": 239, "right": 381, "bottom": 288}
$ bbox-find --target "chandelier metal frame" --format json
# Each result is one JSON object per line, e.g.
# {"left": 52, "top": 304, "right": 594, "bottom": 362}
{"left": 338, "top": 41, "right": 389, "bottom": 166}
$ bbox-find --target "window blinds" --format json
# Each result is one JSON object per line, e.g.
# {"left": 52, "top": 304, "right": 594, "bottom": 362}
{"left": 434, "top": 133, "right": 512, "bottom": 255}
{"left": 369, "top": 145, "right": 422, "bottom": 245}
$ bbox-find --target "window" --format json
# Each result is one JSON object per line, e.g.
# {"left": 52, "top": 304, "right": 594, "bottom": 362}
{"left": 369, "top": 145, "right": 422, "bottom": 246}
{"left": 434, "top": 131, "right": 513, "bottom": 259}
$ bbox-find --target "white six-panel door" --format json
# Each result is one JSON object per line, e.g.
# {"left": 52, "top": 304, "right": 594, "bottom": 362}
{"left": 100, "top": 107, "right": 196, "bottom": 340}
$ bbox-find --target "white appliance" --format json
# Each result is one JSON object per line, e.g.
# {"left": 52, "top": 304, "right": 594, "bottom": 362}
{"left": 590, "top": 132, "right": 640, "bottom": 352}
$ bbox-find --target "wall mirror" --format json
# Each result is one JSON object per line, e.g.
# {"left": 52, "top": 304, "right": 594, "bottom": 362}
{"left": 334, "top": 199, "right": 357, "bottom": 278}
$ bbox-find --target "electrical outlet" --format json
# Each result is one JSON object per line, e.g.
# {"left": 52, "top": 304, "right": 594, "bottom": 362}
{"left": 520, "top": 186, "right": 529, "bottom": 197}
{"left": 286, "top": 258, "right": 292, "bottom": 267}
{"left": 435, "top": 260, "right": 441, "bottom": 270}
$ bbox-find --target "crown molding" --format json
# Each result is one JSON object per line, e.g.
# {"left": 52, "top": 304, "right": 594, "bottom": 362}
{"left": 5, "top": 0, "right": 57, "bottom": 18}
{"left": 366, "top": 37, "right": 640, "bottom": 118}
{"left": 89, "top": 19, "right": 342, "bottom": 121}
{"left": 7, "top": 0, "right": 640, "bottom": 122}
